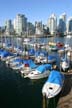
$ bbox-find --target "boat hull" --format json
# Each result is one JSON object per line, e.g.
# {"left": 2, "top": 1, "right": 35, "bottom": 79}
{"left": 61, "top": 61, "right": 69, "bottom": 72}
{"left": 42, "top": 82, "right": 62, "bottom": 98}
{"left": 24, "top": 70, "right": 50, "bottom": 80}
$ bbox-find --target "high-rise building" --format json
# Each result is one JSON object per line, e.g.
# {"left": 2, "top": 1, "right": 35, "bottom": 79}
{"left": 13, "top": 14, "right": 27, "bottom": 35}
{"left": 27, "top": 22, "right": 35, "bottom": 35}
{"left": 67, "top": 17, "right": 72, "bottom": 34}
{"left": 35, "top": 21, "right": 44, "bottom": 35}
{"left": 47, "top": 14, "right": 57, "bottom": 35}
{"left": 58, "top": 13, "right": 66, "bottom": 33}
{"left": 5, "top": 19, "right": 13, "bottom": 35}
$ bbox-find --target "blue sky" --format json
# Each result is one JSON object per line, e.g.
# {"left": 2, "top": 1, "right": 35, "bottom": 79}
{"left": 0, "top": 0, "right": 72, "bottom": 26}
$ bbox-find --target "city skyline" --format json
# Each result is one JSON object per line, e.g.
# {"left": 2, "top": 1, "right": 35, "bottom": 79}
{"left": 0, "top": 0, "right": 72, "bottom": 26}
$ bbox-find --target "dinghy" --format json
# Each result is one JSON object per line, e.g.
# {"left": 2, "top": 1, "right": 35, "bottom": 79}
{"left": 42, "top": 70, "right": 64, "bottom": 98}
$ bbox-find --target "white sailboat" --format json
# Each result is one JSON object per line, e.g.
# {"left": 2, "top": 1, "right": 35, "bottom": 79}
{"left": 66, "top": 35, "right": 71, "bottom": 39}
{"left": 42, "top": 70, "right": 64, "bottom": 99}
{"left": 61, "top": 61, "right": 69, "bottom": 72}
{"left": 24, "top": 64, "right": 52, "bottom": 80}
{"left": 61, "top": 52, "right": 69, "bottom": 72}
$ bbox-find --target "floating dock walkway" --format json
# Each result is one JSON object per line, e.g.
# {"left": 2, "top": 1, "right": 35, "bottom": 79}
{"left": 57, "top": 69, "right": 72, "bottom": 108}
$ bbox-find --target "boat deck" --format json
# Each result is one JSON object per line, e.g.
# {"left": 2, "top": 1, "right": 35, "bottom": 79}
{"left": 57, "top": 69, "right": 72, "bottom": 108}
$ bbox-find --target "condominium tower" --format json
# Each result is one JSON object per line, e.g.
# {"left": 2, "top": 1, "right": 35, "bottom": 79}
{"left": 13, "top": 14, "right": 27, "bottom": 35}
{"left": 67, "top": 17, "right": 72, "bottom": 34}
{"left": 5, "top": 19, "right": 13, "bottom": 35}
{"left": 35, "top": 21, "right": 44, "bottom": 35}
{"left": 58, "top": 13, "right": 66, "bottom": 33}
{"left": 47, "top": 14, "right": 57, "bottom": 35}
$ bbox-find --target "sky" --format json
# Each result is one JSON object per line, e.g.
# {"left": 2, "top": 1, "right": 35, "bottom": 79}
{"left": 0, "top": 0, "right": 72, "bottom": 26}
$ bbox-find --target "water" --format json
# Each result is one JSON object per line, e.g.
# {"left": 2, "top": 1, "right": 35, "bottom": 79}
{"left": 0, "top": 61, "right": 60, "bottom": 108}
{"left": 0, "top": 60, "right": 46, "bottom": 108}
{"left": 0, "top": 37, "right": 72, "bottom": 108}
{"left": 35, "top": 36, "right": 72, "bottom": 47}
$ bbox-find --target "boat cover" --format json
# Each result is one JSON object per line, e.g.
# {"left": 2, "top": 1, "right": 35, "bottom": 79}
{"left": 40, "top": 51, "right": 48, "bottom": 56}
{"left": 13, "top": 58, "right": 23, "bottom": 63}
{"left": 36, "top": 64, "right": 52, "bottom": 73}
{"left": 28, "top": 49, "right": 35, "bottom": 55}
{"left": 0, "top": 49, "right": 4, "bottom": 52}
{"left": 0, "top": 50, "right": 13, "bottom": 57}
{"left": 35, "top": 50, "right": 48, "bottom": 57}
{"left": 28, "top": 59, "right": 37, "bottom": 68}
{"left": 35, "top": 51, "right": 40, "bottom": 56}
{"left": 47, "top": 70, "right": 64, "bottom": 86}
{"left": 48, "top": 55, "right": 56, "bottom": 60}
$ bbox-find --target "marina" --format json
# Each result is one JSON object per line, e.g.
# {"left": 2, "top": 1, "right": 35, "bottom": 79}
{"left": 0, "top": 36, "right": 72, "bottom": 108}
{"left": 0, "top": 0, "right": 72, "bottom": 108}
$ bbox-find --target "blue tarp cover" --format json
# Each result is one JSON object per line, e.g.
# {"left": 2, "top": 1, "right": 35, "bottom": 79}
{"left": 13, "top": 58, "right": 23, "bottom": 63}
{"left": 48, "top": 55, "right": 56, "bottom": 60}
{"left": 23, "top": 60, "right": 29, "bottom": 64}
{"left": 36, "top": 64, "right": 52, "bottom": 73}
{"left": 28, "top": 49, "right": 35, "bottom": 55}
{"left": 28, "top": 59, "right": 37, "bottom": 68}
{"left": 35, "top": 51, "right": 40, "bottom": 56}
{"left": 0, "top": 49, "right": 4, "bottom": 53}
{"left": 0, "top": 50, "right": 13, "bottom": 57}
{"left": 40, "top": 51, "right": 48, "bottom": 56}
{"left": 35, "top": 50, "right": 48, "bottom": 57}
{"left": 47, "top": 70, "right": 64, "bottom": 86}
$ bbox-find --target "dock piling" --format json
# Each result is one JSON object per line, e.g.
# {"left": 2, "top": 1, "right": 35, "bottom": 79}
{"left": 43, "top": 94, "right": 48, "bottom": 108}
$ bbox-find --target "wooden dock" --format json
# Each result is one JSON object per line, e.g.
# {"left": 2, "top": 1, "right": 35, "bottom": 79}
{"left": 57, "top": 69, "right": 72, "bottom": 108}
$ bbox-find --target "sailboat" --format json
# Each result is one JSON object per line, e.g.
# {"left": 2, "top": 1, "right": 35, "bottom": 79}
{"left": 42, "top": 70, "right": 64, "bottom": 99}
{"left": 66, "top": 35, "right": 71, "bottom": 39}
{"left": 61, "top": 52, "right": 69, "bottom": 72}
{"left": 24, "top": 64, "right": 52, "bottom": 80}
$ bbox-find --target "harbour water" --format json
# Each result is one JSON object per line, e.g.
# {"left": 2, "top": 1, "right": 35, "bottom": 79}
{"left": 0, "top": 60, "right": 60, "bottom": 108}
{"left": 0, "top": 36, "right": 72, "bottom": 108}
{"left": 0, "top": 60, "right": 46, "bottom": 108}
